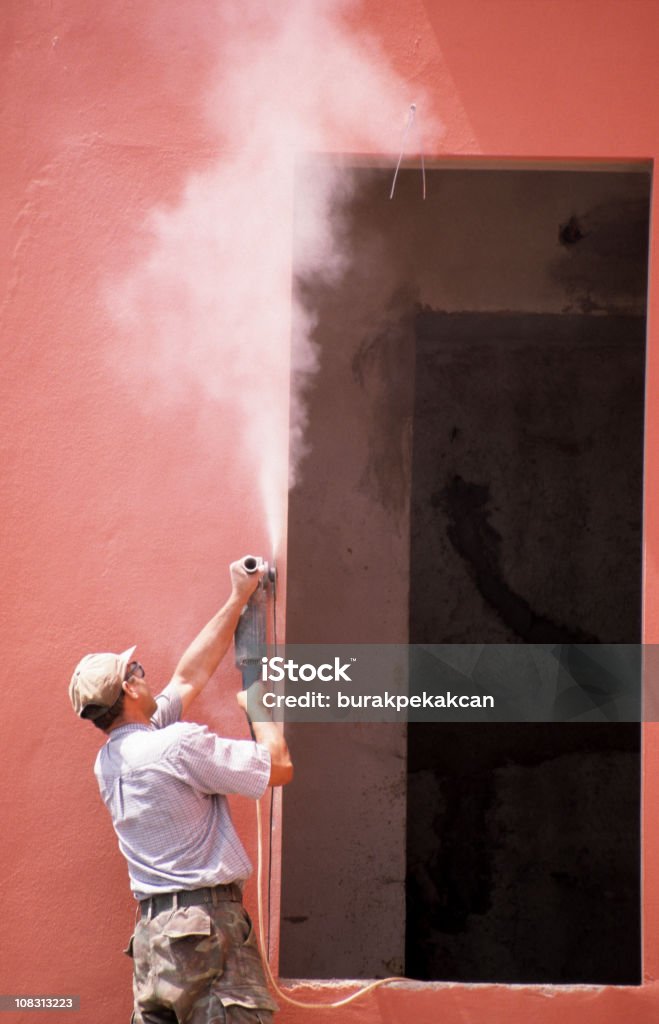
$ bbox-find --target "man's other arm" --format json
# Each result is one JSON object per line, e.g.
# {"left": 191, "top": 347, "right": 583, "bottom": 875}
{"left": 236, "top": 689, "right": 294, "bottom": 787}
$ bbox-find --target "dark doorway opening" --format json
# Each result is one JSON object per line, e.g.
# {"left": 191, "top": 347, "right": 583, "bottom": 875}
{"left": 406, "top": 302, "right": 645, "bottom": 983}
{"left": 281, "top": 164, "right": 650, "bottom": 984}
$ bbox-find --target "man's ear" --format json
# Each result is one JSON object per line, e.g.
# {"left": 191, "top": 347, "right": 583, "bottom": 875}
{"left": 122, "top": 679, "right": 139, "bottom": 701}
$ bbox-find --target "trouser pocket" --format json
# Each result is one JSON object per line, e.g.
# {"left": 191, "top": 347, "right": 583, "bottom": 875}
{"left": 151, "top": 906, "right": 222, "bottom": 1022}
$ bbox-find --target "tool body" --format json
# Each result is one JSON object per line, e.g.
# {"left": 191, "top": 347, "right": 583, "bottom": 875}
{"left": 234, "top": 555, "right": 276, "bottom": 741}
{"left": 234, "top": 555, "right": 276, "bottom": 690}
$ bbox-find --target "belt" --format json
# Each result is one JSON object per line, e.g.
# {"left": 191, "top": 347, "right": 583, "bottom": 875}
{"left": 139, "top": 882, "right": 243, "bottom": 919}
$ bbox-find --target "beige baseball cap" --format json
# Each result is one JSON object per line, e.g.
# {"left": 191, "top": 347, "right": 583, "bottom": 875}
{"left": 69, "top": 645, "right": 137, "bottom": 719}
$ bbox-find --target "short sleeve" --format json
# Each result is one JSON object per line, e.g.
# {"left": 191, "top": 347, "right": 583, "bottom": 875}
{"left": 173, "top": 724, "right": 271, "bottom": 799}
{"left": 151, "top": 682, "right": 183, "bottom": 729}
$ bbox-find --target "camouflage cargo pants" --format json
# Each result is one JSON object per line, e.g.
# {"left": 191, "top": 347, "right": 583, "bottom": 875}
{"left": 125, "top": 895, "right": 278, "bottom": 1024}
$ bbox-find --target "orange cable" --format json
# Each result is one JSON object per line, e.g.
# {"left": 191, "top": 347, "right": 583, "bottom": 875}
{"left": 254, "top": 797, "right": 408, "bottom": 1009}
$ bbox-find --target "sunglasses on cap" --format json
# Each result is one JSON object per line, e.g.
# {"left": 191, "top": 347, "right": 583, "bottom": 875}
{"left": 125, "top": 661, "right": 145, "bottom": 681}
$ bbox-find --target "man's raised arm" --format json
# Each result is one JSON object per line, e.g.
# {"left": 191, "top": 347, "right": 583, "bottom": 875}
{"left": 168, "top": 558, "right": 263, "bottom": 715}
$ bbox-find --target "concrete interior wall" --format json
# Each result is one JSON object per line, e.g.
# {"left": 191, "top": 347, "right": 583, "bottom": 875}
{"left": 407, "top": 723, "right": 641, "bottom": 984}
{"left": 281, "top": 189, "right": 416, "bottom": 976}
{"left": 282, "top": 166, "right": 649, "bottom": 981}
{"left": 407, "top": 305, "right": 644, "bottom": 983}
{"left": 411, "top": 310, "right": 645, "bottom": 646}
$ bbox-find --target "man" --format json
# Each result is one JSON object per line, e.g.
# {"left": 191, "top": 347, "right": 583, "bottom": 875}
{"left": 69, "top": 557, "right": 293, "bottom": 1024}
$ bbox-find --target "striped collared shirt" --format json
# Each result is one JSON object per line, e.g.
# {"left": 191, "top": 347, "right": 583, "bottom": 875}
{"left": 94, "top": 684, "right": 271, "bottom": 898}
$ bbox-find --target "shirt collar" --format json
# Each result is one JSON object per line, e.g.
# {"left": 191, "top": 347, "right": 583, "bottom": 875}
{"left": 106, "top": 723, "right": 155, "bottom": 739}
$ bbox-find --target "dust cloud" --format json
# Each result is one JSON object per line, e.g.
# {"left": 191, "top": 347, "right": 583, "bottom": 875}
{"left": 109, "top": 0, "right": 441, "bottom": 554}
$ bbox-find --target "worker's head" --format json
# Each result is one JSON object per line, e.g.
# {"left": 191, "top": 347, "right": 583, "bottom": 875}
{"left": 69, "top": 646, "right": 149, "bottom": 731}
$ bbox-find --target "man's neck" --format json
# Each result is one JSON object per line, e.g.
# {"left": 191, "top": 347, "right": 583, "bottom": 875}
{"left": 106, "top": 710, "right": 151, "bottom": 734}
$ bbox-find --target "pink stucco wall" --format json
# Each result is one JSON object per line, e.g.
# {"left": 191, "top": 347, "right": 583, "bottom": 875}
{"left": 2, "top": 1, "right": 659, "bottom": 1021}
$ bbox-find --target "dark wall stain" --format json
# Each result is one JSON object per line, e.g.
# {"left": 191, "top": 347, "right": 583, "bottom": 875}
{"left": 559, "top": 215, "right": 586, "bottom": 246}
{"left": 550, "top": 197, "right": 650, "bottom": 313}
{"left": 442, "top": 474, "right": 599, "bottom": 643}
